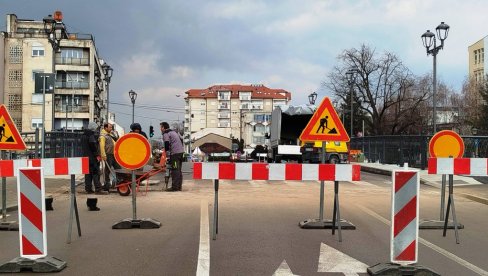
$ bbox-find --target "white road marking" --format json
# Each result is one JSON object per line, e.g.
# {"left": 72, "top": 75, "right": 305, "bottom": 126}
{"left": 273, "top": 260, "right": 299, "bottom": 276}
{"left": 318, "top": 243, "right": 368, "bottom": 275}
{"left": 361, "top": 206, "right": 488, "bottom": 276}
{"left": 196, "top": 200, "right": 210, "bottom": 276}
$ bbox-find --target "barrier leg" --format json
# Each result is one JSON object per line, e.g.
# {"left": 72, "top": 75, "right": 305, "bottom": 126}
{"left": 440, "top": 174, "right": 446, "bottom": 221}
{"left": 213, "top": 179, "right": 219, "bottom": 240}
{"left": 67, "top": 174, "right": 81, "bottom": 244}
{"left": 443, "top": 175, "right": 460, "bottom": 244}
{"left": 332, "top": 181, "right": 343, "bottom": 242}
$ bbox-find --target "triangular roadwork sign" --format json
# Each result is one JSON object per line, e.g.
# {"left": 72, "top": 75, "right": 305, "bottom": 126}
{"left": 299, "top": 97, "right": 350, "bottom": 142}
{"left": 0, "top": 104, "right": 27, "bottom": 150}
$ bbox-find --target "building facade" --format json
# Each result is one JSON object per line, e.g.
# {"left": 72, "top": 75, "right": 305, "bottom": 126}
{"left": 184, "top": 84, "right": 291, "bottom": 153}
{"left": 468, "top": 36, "right": 486, "bottom": 82}
{"left": 1, "top": 13, "right": 111, "bottom": 132}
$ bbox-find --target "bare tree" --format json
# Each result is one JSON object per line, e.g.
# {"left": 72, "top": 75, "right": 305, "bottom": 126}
{"left": 323, "top": 45, "right": 431, "bottom": 135}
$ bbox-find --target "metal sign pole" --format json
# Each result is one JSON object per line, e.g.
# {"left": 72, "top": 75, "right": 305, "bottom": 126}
{"left": 132, "top": 170, "right": 137, "bottom": 220}
{"left": 213, "top": 179, "right": 219, "bottom": 240}
{"left": 443, "top": 174, "right": 460, "bottom": 244}
{"left": 331, "top": 180, "right": 342, "bottom": 242}
{"left": 1, "top": 151, "right": 6, "bottom": 223}
{"left": 319, "top": 142, "right": 326, "bottom": 221}
{"left": 440, "top": 174, "right": 446, "bottom": 221}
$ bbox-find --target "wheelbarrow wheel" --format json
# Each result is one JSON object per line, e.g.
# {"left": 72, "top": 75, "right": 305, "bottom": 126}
{"left": 117, "top": 184, "right": 131, "bottom": 196}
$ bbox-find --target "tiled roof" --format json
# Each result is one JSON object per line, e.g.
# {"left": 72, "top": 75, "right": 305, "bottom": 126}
{"left": 185, "top": 84, "right": 292, "bottom": 100}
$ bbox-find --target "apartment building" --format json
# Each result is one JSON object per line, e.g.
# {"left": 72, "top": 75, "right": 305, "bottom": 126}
{"left": 1, "top": 13, "right": 110, "bottom": 132}
{"left": 468, "top": 36, "right": 487, "bottom": 82}
{"left": 184, "top": 84, "right": 291, "bottom": 152}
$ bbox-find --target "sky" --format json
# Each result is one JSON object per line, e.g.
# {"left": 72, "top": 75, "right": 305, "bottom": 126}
{"left": 1, "top": 0, "right": 487, "bottom": 134}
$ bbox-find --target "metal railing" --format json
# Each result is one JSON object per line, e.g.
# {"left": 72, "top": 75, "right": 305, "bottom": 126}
{"left": 7, "top": 130, "right": 84, "bottom": 160}
{"left": 350, "top": 135, "right": 488, "bottom": 169}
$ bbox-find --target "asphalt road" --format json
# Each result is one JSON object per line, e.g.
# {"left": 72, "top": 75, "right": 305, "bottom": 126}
{"left": 1, "top": 171, "right": 488, "bottom": 275}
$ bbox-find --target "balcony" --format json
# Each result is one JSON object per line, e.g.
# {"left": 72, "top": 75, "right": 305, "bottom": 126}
{"left": 55, "top": 57, "right": 90, "bottom": 66}
{"left": 55, "top": 105, "right": 89, "bottom": 113}
{"left": 218, "top": 113, "right": 230, "bottom": 119}
{"left": 218, "top": 103, "right": 230, "bottom": 110}
{"left": 218, "top": 122, "right": 230, "bottom": 128}
{"left": 55, "top": 81, "right": 89, "bottom": 89}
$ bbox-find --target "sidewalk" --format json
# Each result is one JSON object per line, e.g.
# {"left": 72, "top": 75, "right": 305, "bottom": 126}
{"left": 359, "top": 161, "right": 488, "bottom": 205}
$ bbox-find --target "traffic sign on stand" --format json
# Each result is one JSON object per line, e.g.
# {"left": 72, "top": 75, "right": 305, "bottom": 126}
{"left": 114, "top": 133, "right": 151, "bottom": 170}
{"left": 0, "top": 104, "right": 26, "bottom": 150}
{"left": 112, "top": 133, "right": 160, "bottom": 230}
{"left": 429, "top": 130, "right": 464, "bottom": 158}
{"left": 368, "top": 169, "right": 440, "bottom": 276}
{"left": 299, "top": 97, "right": 350, "bottom": 142}
{"left": 421, "top": 130, "right": 465, "bottom": 233}
{"left": 0, "top": 167, "right": 66, "bottom": 273}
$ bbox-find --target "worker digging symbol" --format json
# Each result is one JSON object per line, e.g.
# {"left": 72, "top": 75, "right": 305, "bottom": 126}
{"left": 316, "top": 116, "right": 337, "bottom": 134}
{"left": 0, "top": 123, "right": 14, "bottom": 142}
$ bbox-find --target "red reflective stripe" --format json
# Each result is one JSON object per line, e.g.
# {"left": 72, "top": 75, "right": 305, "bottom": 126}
{"left": 318, "top": 164, "right": 335, "bottom": 181}
{"left": 352, "top": 164, "right": 361, "bottom": 181}
{"left": 20, "top": 194, "right": 43, "bottom": 232}
{"left": 394, "top": 171, "right": 416, "bottom": 193}
{"left": 54, "top": 158, "right": 69, "bottom": 175}
{"left": 0, "top": 160, "right": 14, "bottom": 177}
{"left": 81, "top": 157, "right": 89, "bottom": 174}
{"left": 193, "top": 163, "right": 202, "bottom": 179}
{"left": 393, "top": 196, "right": 417, "bottom": 237}
{"left": 22, "top": 235, "right": 43, "bottom": 255}
{"left": 31, "top": 159, "right": 42, "bottom": 167}
{"left": 454, "top": 158, "right": 470, "bottom": 175}
{"left": 427, "top": 158, "right": 437, "bottom": 174}
{"left": 395, "top": 240, "right": 416, "bottom": 261}
{"left": 285, "top": 163, "right": 302, "bottom": 180}
{"left": 219, "top": 163, "right": 235, "bottom": 179}
{"left": 252, "top": 163, "right": 268, "bottom": 180}
{"left": 22, "top": 169, "right": 42, "bottom": 190}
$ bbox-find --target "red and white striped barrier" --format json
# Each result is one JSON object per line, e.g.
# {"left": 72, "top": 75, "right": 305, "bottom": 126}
{"left": 17, "top": 167, "right": 47, "bottom": 259}
{"left": 391, "top": 170, "right": 419, "bottom": 264}
{"left": 428, "top": 157, "right": 488, "bottom": 175}
{"left": 0, "top": 157, "right": 88, "bottom": 177}
{"left": 193, "top": 163, "right": 361, "bottom": 181}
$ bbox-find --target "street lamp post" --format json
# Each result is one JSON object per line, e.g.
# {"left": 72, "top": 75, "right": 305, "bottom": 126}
{"left": 43, "top": 11, "right": 68, "bottom": 132}
{"left": 129, "top": 90, "right": 137, "bottom": 124}
{"left": 308, "top": 92, "right": 317, "bottom": 105}
{"left": 346, "top": 68, "right": 358, "bottom": 137}
{"left": 421, "top": 22, "right": 450, "bottom": 134}
{"left": 102, "top": 63, "right": 113, "bottom": 124}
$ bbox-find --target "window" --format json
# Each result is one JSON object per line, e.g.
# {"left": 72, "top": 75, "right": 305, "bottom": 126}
{"left": 239, "top": 92, "right": 252, "bottom": 101}
{"left": 475, "top": 50, "right": 479, "bottom": 64}
{"left": 32, "top": 43, "right": 45, "bottom": 57}
{"left": 32, "top": 118, "right": 43, "bottom": 129}
{"left": 61, "top": 48, "right": 83, "bottom": 59}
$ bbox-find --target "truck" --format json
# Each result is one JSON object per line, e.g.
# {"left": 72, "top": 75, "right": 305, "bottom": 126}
{"left": 268, "top": 104, "right": 348, "bottom": 163}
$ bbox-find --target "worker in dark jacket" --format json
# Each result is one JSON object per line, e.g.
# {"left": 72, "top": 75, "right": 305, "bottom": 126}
{"left": 130, "top": 123, "right": 148, "bottom": 139}
{"left": 81, "top": 122, "right": 105, "bottom": 194}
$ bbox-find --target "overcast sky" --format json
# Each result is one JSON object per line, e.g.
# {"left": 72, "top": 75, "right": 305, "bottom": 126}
{"left": 1, "top": 0, "right": 487, "bottom": 133}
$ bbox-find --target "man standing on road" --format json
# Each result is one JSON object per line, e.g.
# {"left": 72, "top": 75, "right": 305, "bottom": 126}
{"left": 99, "top": 123, "right": 120, "bottom": 191}
{"left": 81, "top": 122, "right": 106, "bottom": 194}
{"left": 160, "top": 122, "right": 184, "bottom": 191}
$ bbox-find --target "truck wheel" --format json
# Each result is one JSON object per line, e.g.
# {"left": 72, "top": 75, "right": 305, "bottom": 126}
{"left": 329, "top": 155, "right": 339, "bottom": 164}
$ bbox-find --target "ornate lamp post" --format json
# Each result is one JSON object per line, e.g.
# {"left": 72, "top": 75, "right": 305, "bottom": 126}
{"left": 128, "top": 90, "right": 137, "bottom": 124}
{"left": 308, "top": 92, "right": 317, "bottom": 105}
{"left": 421, "top": 22, "right": 450, "bottom": 134}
